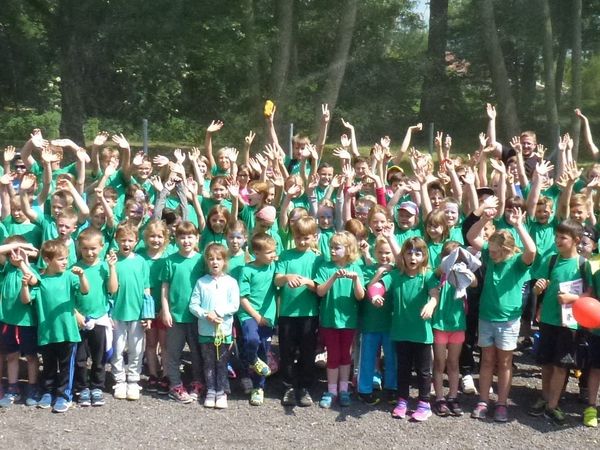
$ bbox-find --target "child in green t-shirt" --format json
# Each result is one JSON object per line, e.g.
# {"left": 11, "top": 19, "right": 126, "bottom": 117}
{"left": 160, "top": 221, "right": 205, "bottom": 404}
{"left": 73, "top": 228, "right": 118, "bottom": 407}
{"left": 274, "top": 217, "right": 320, "bottom": 407}
{"left": 238, "top": 233, "right": 278, "bottom": 407}
{"left": 21, "top": 239, "right": 90, "bottom": 413}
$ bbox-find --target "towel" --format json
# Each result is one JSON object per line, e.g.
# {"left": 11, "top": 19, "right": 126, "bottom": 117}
{"left": 84, "top": 314, "right": 113, "bottom": 363}
{"left": 439, "top": 247, "right": 481, "bottom": 299}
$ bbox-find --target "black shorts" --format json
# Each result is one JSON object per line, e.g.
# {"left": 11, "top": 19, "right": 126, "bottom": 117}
{"left": 536, "top": 322, "right": 576, "bottom": 368}
{"left": 588, "top": 334, "right": 600, "bottom": 370}
{"left": 0, "top": 322, "right": 38, "bottom": 356}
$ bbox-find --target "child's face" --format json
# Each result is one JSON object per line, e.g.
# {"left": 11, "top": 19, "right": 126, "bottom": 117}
{"left": 45, "top": 252, "right": 69, "bottom": 272}
{"left": 318, "top": 167, "right": 334, "bottom": 187}
{"left": 211, "top": 184, "right": 227, "bottom": 202}
{"left": 555, "top": 232, "right": 578, "bottom": 254}
{"left": 330, "top": 242, "right": 348, "bottom": 263}
{"left": 375, "top": 243, "right": 393, "bottom": 265}
{"left": 427, "top": 222, "right": 444, "bottom": 241}
{"left": 91, "top": 208, "right": 106, "bottom": 229}
{"left": 570, "top": 204, "right": 588, "bottom": 223}
{"left": 535, "top": 204, "right": 552, "bottom": 224}
{"left": 354, "top": 162, "right": 368, "bottom": 178}
{"left": 579, "top": 235, "right": 596, "bottom": 258}
{"left": 254, "top": 246, "right": 277, "bottom": 265}
{"left": 198, "top": 160, "right": 208, "bottom": 175}
{"left": 176, "top": 233, "right": 198, "bottom": 254}
{"left": 56, "top": 217, "right": 77, "bottom": 240}
{"left": 237, "top": 171, "right": 250, "bottom": 186}
{"left": 136, "top": 161, "right": 152, "bottom": 180}
{"left": 117, "top": 233, "right": 137, "bottom": 257}
{"left": 51, "top": 197, "right": 67, "bottom": 218}
{"left": 79, "top": 238, "right": 103, "bottom": 265}
{"left": 369, "top": 212, "right": 387, "bottom": 235}
{"left": 11, "top": 200, "right": 25, "bottom": 223}
{"left": 403, "top": 248, "right": 425, "bottom": 272}
{"left": 209, "top": 214, "right": 227, "bottom": 234}
{"left": 247, "top": 189, "right": 262, "bottom": 206}
{"left": 206, "top": 251, "right": 226, "bottom": 276}
{"left": 146, "top": 231, "right": 166, "bottom": 252}
{"left": 126, "top": 203, "right": 145, "bottom": 222}
{"left": 105, "top": 196, "right": 117, "bottom": 209}
{"left": 318, "top": 207, "right": 334, "bottom": 230}
{"left": 227, "top": 230, "right": 246, "bottom": 253}
{"left": 444, "top": 205, "right": 459, "bottom": 227}
{"left": 293, "top": 233, "right": 314, "bottom": 252}
{"left": 354, "top": 203, "right": 370, "bottom": 225}
{"left": 482, "top": 221, "right": 495, "bottom": 241}
{"left": 265, "top": 187, "right": 275, "bottom": 205}
{"left": 217, "top": 152, "right": 231, "bottom": 170}
{"left": 429, "top": 189, "right": 444, "bottom": 209}
{"left": 396, "top": 209, "right": 416, "bottom": 231}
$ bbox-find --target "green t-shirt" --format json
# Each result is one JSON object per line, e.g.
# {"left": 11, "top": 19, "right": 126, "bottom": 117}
{"left": 31, "top": 271, "right": 82, "bottom": 345}
{"left": 448, "top": 226, "right": 464, "bottom": 245}
{"left": 432, "top": 282, "right": 466, "bottom": 332}
{"left": 228, "top": 252, "right": 248, "bottom": 281}
{"left": 138, "top": 249, "right": 167, "bottom": 311}
{"left": 360, "top": 265, "right": 393, "bottom": 333}
{"left": 382, "top": 270, "right": 437, "bottom": 343}
{"left": 527, "top": 216, "right": 558, "bottom": 279}
{"left": 2, "top": 217, "right": 42, "bottom": 248}
{"left": 237, "top": 262, "right": 277, "bottom": 325}
{"left": 112, "top": 254, "right": 150, "bottom": 321}
{"left": 318, "top": 228, "right": 335, "bottom": 262}
{"left": 427, "top": 241, "right": 444, "bottom": 269}
{"left": 314, "top": 260, "right": 364, "bottom": 329}
{"left": 240, "top": 204, "right": 257, "bottom": 234}
{"left": 199, "top": 228, "right": 228, "bottom": 252}
{"left": 74, "top": 261, "right": 110, "bottom": 319}
{"left": 275, "top": 249, "right": 320, "bottom": 317}
{"left": 201, "top": 197, "right": 233, "bottom": 218}
{"left": 479, "top": 244, "right": 530, "bottom": 322}
{"left": 160, "top": 252, "right": 204, "bottom": 323}
{"left": 0, "top": 264, "right": 36, "bottom": 326}
{"left": 394, "top": 227, "right": 423, "bottom": 249}
{"left": 540, "top": 254, "right": 593, "bottom": 329}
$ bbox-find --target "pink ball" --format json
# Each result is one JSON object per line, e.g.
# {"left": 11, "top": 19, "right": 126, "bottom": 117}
{"left": 367, "top": 282, "right": 386, "bottom": 299}
{"left": 573, "top": 297, "right": 600, "bottom": 329}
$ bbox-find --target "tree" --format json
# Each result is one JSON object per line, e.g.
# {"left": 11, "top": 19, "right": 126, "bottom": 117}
{"left": 540, "top": 0, "right": 559, "bottom": 153}
{"left": 571, "top": 0, "right": 583, "bottom": 158}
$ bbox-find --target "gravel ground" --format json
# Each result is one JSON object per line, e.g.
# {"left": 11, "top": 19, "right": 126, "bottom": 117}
{"left": 1, "top": 349, "right": 600, "bottom": 449}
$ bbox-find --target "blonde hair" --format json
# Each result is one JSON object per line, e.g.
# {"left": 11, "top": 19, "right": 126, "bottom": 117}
{"left": 488, "top": 230, "right": 520, "bottom": 259}
{"left": 424, "top": 209, "right": 449, "bottom": 243}
{"left": 398, "top": 237, "right": 429, "bottom": 274}
{"left": 143, "top": 219, "right": 170, "bottom": 252}
{"left": 330, "top": 231, "right": 360, "bottom": 263}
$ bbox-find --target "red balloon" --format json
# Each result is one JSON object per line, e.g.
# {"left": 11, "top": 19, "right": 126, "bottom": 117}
{"left": 573, "top": 297, "right": 600, "bottom": 329}
{"left": 367, "top": 282, "right": 386, "bottom": 299}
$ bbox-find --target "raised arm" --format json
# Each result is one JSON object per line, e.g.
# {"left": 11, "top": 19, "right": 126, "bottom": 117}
{"left": 316, "top": 104, "right": 330, "bottom": 160}
{"left": 466, "top": 205, "right": 496, "bottom": 252}
{"left": 575, "top": 108, "right": 599, "bottom": 159}
{"left": 340, "top": 118, "right": 359, "bottom": 158}
{"left": 509, "top": 208, "right": 536, "bottom": 265}
{"left": 526, "top": 160, "right": 554, "bottom": 218}
{"left": 21, "top": 129, "right": 47, "bottom": 169}
{"left": 392, "top": 123, "right": 422, "bottom": 165}
{"left": 90, "top": 131, "right": 109, "bottom": 177}
{"left": 204, "top": 120, "right": 224, "bottom": 173}
{"left": 19, "top": 175, "right": 39, "bottom": 223}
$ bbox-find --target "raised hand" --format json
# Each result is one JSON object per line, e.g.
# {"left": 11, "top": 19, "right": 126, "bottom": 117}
{"left": 435, "top": 131, "right": 443, "bottom": 149}
{"left": 227, "top": 148, "right": 239, "bottom": 163}
{"left": 333, "top": 147, "right": 351, "bottom": 161}
{"left": 286, "top": 184, "right": 301, "bottom": 198}
{"left": 244, "top": 130, "right": 256, "bottom": 146}
{"left": 478, "top": 132, "right": 488, "bottom": 149}
{"left": 174, "top": 148, "right": 186, "bottom": 164}
{"left": 308, "top": 173, "right": 320, "bottom": 190}
{"left": 227, "top": 180, "right": 240, "bottom": 198}
{"left": 506, "top": 207, "right": 525, "bottom": 227}
{"left": 462, "top": 167, "right": 476, "bottom": 185}
{"left": 535, "top": 144, "right": 546, "bottom": 159}
{"left": 0, "top": 172, "right": 14, "bottom": 185}
{"left": 149, "top": 175, "right": 164, "bottom": 192}
{"left": 321, "top": 104, "right": 330, "bottom": 124}
{"left": 255, "top": 153, "right": 268, "bottom": 168}
{"left": 489, "top": 158, "right": 506, "bottom": 175}
{"left": 207, "top": 120, "right": 224, "bottom": 133}
{"left": 188, "top": 147, "right": 200, "bottom": 162}
{"left": 19, "top": 174, "right": 36, "bottom": 192}
{"left": 111, "top": 133, "right": 130, "bottom": 150}
{"left": 410, "top": 123, "right": 423, "bottom": 132}
{"left": 132, "top": 151, "right": 146, "bottom": 166}
{"left": 30, "top": 129, "right": 48, "bottom": 149}
{"left": 41, "top": 147, "right": 59, "bottom": 163}
{"left": 50, "top": 138, "right": 77, "bottom": 149}
{"left": 444, "top": 134, "right": 452, "bottom": 152}
{"left": 93, "top": 131, "right": 110, "bottom": 147}
{"left": 340, "top": 118, "right": 354, "bottom": 131}
{"left": 340, "top": 134, "right": 351, "bottom": 148}
{"left": 535, "top": 160, "right": 554, "bottom": 177}
{"left": 4, "top": 146, "right": 16, "bottom": 163}
{"left": 106, "top": 250, "right": 117, "bottom": 267}
{"left": 380, "top": 136, "right": 391, "bottom": 150}
{"left": 152, "top": 155, "right": 169, "bottom": 167}
{"left": 510, "top": 136, "right": 522, "bottom": 153}
{"left": 371, "top": 145, "right": 384, "bottom": 163}
{"left": 486, "top": 103, "right": 496, "bottom": 120}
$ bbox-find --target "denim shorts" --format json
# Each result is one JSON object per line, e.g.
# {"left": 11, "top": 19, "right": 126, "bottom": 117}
{"left": 478, "top": 318, "right": 520, "bottom": 351}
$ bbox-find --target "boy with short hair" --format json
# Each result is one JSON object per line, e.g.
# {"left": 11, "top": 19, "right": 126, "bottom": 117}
{"left": 111, "top": 224, "right": 151, "bottom": 401}
{"left": 73, "top": 228, "right": 118, "bottom": 406}
{"left": 274, "top": 217, "right": 320, "bottom": 407}
{"left": 531, "top": 219, "right": 593, "bottom": 425}
{"left": 238, "top": 233, "right": 278, "bottom": 406}
{"left": 21, "top": 239, "right": 90, "bottom": 413}
{"left": 160, "top": 221, "right": 205, "bottom": 403}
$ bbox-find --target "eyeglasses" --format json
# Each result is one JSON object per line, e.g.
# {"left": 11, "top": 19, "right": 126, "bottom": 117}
{"left": 15, "top": 165, "right": 26, "bottom": 170}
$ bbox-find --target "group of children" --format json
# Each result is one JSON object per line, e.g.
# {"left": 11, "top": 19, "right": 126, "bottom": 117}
{"left": 0, "top": 102, "right": 599, "bottom": 428}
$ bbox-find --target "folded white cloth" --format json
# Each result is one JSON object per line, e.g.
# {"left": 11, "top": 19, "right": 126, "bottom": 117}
{"left": 439, "top": 247, "right": 482, "bottom": 299}
{"left": 84, "top": 314, "right": 113, "bottom": 362}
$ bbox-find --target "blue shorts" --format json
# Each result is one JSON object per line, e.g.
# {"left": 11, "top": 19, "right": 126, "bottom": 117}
{"left": 478, "top": 318, "right": 520, "bottom": 351}
{"left": 0, "top": 322, "right": 38, "bottom": 356}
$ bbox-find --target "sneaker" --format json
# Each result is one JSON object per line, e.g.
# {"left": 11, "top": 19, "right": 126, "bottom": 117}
{"left": 528, "top": 398, "right": 547, "bottom": 417}
{"left": 372, "top": 373, "right": 383, "bottom": 391}
{"left": 297, "top": 389, "right": 313, "bottom": 407}
{"left": 113, "top": 382, "right": 127, "bottom": 400}
{"left": 252, "top": 357, "right": 271, "bottom": 377}
{"left": 157, "top": 377, "right": 170, "bottom": 395}
{"left": 392, "top": 398, "right": 408, "bottom": 419}
{"left": 204, "top": 390, "right": 216, "bottom": 408}
{"left": 583, "top": 406, "right": 598, "bottom": 428}
{"left": 471, "top": 401, "right": 488, "bottom": 420}
{"left": 358, "top": 392, "right": 380, "bottom": 406}
{"left": 0, "top": 390, "right": 20, "bottom": 408}
{"left": 447, "top": 398, "right": 464, "bottom": 417}
{"left": 25, "top": 385, "right": 39, "bottom": 407}
{"left": 240, "top": 377, "right": 253, "bottom": 394}
{"left": 282, "top": 387, "right": 296, "bottom": 406}
{"left": 215, "top": 392, "right": 228, "bottom": 409}
{"left": 461, "top": 375, "right": 477, "bottom": 395}
{"left": 146, "top": 375, "right": 158, "bottom": 393}
{"left": 412, "top": 401, "right": 432, "bottom": 422}
{"left": 544, "top": 406, "right": 567, "bottom": 426}
{"left": 52, "top": 397, "right": 71, "bottom": 413}
{"left": 433, "top": 399, "right": 450, "bottom": 417}
{"left": 37, "top": 393, "right": 53, "bottom": 409}
{"left": 91, "top": 389, "right": 105, "bottom": 407}
{"left": 494, "top": 404, "right": 508, "bottom": 423}
{"left": 169, "top": 384, "right": 193, "bottom": 404}
{"left": 339, "top": 391, "right": 351, "bottom": 407}
{"left": 127, "top": 383, "right": 141, "bottom": 401}
{"left": 188, "top": 381, "right": 205, "bottom": 401}
{"left": 250, "top": 388, "right": 264, "bottom": 406}
{"left": 319, "top": 392, "right": 335, "bottom": 409}
{"left": 78, "top": 388, "right": 91, "bottom": 407}
{"left": 315, "top": 351, "right": 327, "bottom": 369}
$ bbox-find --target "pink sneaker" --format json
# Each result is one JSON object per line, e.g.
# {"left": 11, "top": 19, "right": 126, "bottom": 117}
{"left": 411, "top": 401, "right": 432, "bottom": 422}
{"left": 392, "top": 398, "right": 408, "bottom": 419}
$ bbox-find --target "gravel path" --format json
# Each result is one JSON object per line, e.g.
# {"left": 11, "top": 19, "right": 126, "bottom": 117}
{"left": 1, "top": 349, "right": 599, "bottom": 449}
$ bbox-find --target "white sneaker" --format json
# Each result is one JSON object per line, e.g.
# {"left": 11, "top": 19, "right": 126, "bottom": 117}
{"left": 240, "top": 377, "right": 253, "bottom": 394}
{"left": 315, "top": 351, "right": 327, "bottom": 369}
{"left": 113, "top": 382, "right": 127, "bottom": 400}
{"left": 461, "top": 375, "right": 478, "bottom": 395}
{"left": 127, "top": 383, "right": 141, "bottom": 401}
{"left": 204, "top": 390, "right": 216, "bottom": 408}
{"left": 215, "top": 392, "right": 228, "bottom": 409}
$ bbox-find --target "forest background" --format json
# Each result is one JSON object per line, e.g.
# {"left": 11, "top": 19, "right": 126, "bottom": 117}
{"left": 0, "top": 0, "right": 599, "bottom": 158}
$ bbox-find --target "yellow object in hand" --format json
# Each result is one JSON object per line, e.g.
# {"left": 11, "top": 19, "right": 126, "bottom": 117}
{"left": 264, "top": 100, "right": 275, "bottom": 118}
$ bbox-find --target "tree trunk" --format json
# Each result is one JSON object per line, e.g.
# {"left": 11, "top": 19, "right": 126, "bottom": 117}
{"left": 540, "top": 0, "right": 560, "bottom": 153}
{"left": 419, "top": 0, "right": 448, "bottom": 127}
{"left": 242, "top": 0, "right": 262, "bottom": 126}
{"left": 58, "top": 34, "right": 85, "bottom": 145}
{"left": 570, "top": 0, "right": 583, "bottom": 159}
{"left": 479, "top": 0, "right": 520, "bottom": 139}
{"left": 519, "top": 46, "right": 537, "bottom": 127}
{"left": 320, "top": 0, "right": 358, "bottom": 115}
{"left": 270, "top": 0, "right": 294, "bottom": 103}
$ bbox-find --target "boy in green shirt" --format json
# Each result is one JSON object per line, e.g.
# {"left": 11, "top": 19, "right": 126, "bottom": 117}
{"left": 238, "top": 233, "right": 278, "bottom": 406}
{"left": 160, "top": 221, "right": 205, "bottom": 404}
{"left": 21, "top": 239, "right": 89, "bottom": 413}
{"left": 274, "top": 217, "right": 319, "bottom": 407}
